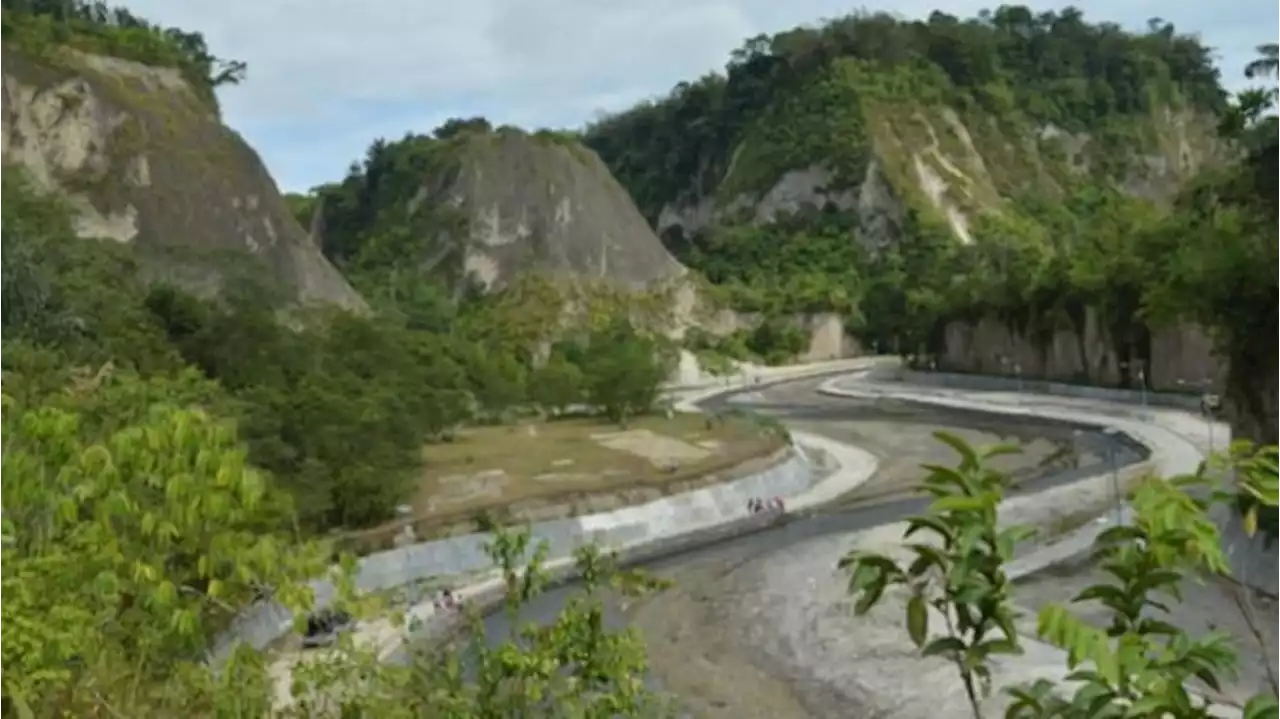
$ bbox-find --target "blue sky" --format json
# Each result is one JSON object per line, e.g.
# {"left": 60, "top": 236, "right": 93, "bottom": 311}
{"left": 128, "top": 1, "right": 1278, "bottom": 193}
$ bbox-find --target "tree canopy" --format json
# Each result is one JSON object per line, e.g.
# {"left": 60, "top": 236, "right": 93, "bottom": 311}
{"left": 4, "top": 4, "right": 1278, "bottom": 716}
{"left": 1, "top": 0, "right": 246, "bottom": 110}
{"left": 583, "top": 6, "right": 1225, "bottom": 221}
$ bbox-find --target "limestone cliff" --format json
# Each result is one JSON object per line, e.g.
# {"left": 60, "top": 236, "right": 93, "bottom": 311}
{"left": 581, "top": 10, "right": 1248, "bottom": 387}
{"left": 453, "top": 131, "right": 687, "bottom": 291}
{"left": 651, "top": 93, "right": 1223, "bottom": 252}
{"left": 312, "top": 128, "right": 687, "bottom": 296}
{"left": 1, "top": 48, "right": 364, "bottom": 309}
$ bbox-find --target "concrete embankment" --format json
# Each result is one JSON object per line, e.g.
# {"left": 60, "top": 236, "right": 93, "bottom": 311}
{"left": 816, "top": 373, "right": 1193, "bottom": 572}
{"left": 264, "top": 430, "right": 879, "bottom": 706}
{"left": 823, "top": 371, "right": 1276, "bottom": 596}
{"left": 801, "top": 373, "right": 1264, "bottom": 717}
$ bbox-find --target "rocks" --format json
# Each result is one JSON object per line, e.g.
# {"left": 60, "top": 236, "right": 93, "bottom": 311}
{"left": 2, "top": 48, "right": 365, "bottom": 309}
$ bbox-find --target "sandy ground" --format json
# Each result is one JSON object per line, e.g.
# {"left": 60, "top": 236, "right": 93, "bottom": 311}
{"left": 722, "top": 376, "right": 1091, "bottom": 505}
{"left": 618, "top": 378, "right": 1105, "bottom": 718}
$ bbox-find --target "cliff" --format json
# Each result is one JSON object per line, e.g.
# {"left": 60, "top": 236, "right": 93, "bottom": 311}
{"left": 585, "top": 13, "right": 1229, "bottom": 261}
{"left": 309, "top": 127, "right": 687, "bottom": 295}
{"left": 582, "top": 12, "right": 1268, "bottom": 399}
{"left": 653, "top": 92, "right": 1222, "bottom": 251}
{"left": 1, "top": 46, "right": 364, "bottom": 309}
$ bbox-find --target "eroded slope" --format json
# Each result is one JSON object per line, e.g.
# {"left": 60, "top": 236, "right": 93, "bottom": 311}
{"left": 2, "top": 48, "right": 364, "bottom": 309}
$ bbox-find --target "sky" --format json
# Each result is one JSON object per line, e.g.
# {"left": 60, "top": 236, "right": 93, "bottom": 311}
{"left": 126, "top": 1, "right": 1278, "bottom": 193}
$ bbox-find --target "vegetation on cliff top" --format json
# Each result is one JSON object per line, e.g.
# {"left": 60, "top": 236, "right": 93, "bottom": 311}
{"left": 3, "top": 2, "right": 1278, "bottom": 716}
{"left": 581, "top": 7, "right": 1274, "bottom": 408}
{"left": 584, "top": 6, "right": 1225, "bottom": 220}
{"left": 573, "top": 7, "right": 1242, "bottom": 329}
{"left": 1, "top": 0, "right": 246, "bottom": 110}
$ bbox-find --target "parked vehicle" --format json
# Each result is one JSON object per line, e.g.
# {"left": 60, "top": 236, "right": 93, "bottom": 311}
{"left": 300, "top": 608, "right": 354, "bottom": 649}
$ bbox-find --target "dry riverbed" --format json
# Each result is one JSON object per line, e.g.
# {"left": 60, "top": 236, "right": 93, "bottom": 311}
{"left": 616, "top": 382, "right": 1100, "bottom": 718}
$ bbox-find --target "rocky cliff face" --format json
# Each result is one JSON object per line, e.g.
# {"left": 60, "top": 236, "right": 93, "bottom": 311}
{"left": 618, "top": 92, "right": 1226, "bottom": 375}
{"left": 656, "top": 102, "right": 1222, "bottom": 251}
{"left": 935, "top": 310, "right": 1223, "bottom": 391}
{"left": 1, "top": 48, "right": 364, "bottom": 309}
{"left": 448, "top": 131, "right": 688, "bottom": 291}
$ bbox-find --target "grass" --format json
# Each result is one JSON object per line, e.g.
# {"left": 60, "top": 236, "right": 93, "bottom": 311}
{"left": 341, "top": 412, "right": 787, "bottom": 554}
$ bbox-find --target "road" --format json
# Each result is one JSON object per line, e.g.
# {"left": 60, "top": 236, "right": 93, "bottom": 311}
{"left": 424, "top": 374, "right": 1148, "bottom": 718}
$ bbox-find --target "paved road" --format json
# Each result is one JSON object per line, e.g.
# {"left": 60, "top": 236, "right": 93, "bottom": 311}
{"left": 416, "top": 374, "right": 1146, "bottom": 717}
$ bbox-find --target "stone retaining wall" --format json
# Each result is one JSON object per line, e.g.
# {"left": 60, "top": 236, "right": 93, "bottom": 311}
{"left": 937, "top": 313, "right": 1222, "bottom": 393}
{"left": 896, "top": 369, "right": 1205, "bottom": 410}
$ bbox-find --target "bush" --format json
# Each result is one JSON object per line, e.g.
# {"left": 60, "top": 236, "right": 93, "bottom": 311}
{"left": 529, "top": 356, "right": 585, "bottom": 416}
{"left": 581, "top": 319, "right": 669, "bottom": 425}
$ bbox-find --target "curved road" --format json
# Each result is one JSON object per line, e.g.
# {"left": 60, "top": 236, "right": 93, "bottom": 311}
{"left": 426, "top": 373, "right": 1149, "bottom": 717}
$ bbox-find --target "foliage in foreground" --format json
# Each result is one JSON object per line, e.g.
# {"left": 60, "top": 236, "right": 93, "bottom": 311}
{"left": 840, "top": 431, "right": 1280, "bottom": 719}
{"left": 1, "top": 375, "right": 672, "bottom": 717}
{"left": 2, "top": 164, "right": 674, "bottom": 536}
{"left": 8, "top": 377, "right": 1280, "bottom": 717}
{"left": 284, "top": 533, "right": 673, "bottom": 719}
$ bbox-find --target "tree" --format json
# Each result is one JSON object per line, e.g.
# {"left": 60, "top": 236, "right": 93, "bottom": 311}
{"left": 434, "top": 116, "right": 493, "bottom": 140}
{"left": 1, "top": 202, "right": 57, "bottom": 334}
{"left": 1244, "top": 43, "right": 1278, "bottom": 81}
{"left": 529, "top": 356, "right": 585, "bottom": 416}
{"left": 580, "top": 320, "right": 669, "bottom": 426}
{"left": 1, "top": 372, "right": 327, "bottom": 717}
{"left": 840, "top": 432, "right": 1280, "bottom": 719}
{"left": 464, "top": 345, "right": 528, "bottom": 420}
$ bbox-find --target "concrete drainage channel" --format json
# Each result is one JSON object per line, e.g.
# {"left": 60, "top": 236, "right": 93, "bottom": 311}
{"left": 212, "top": 362, "right": 881, "bottom": 682}
{"left": 826, "top": 368, "right": 1277, "bottom": 597}
{"left": 225, "top": 361, "right": 1265, "bottom": 713}
{"left": 809, "top": 371, "right": 1273, "bottom": 715}
{"left": 218, "top": 441, "right": 837, "bottom": 663}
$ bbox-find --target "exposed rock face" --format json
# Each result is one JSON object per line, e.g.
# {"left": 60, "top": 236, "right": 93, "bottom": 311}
{"left": 704, "top": 310, "right": 863, "bottom": 363}
{"left": 435, "top": 130, "right": 687, "bottom": 292}
{"left": 1, "top": 49, "right": 364, "bottom": 309}
{"left": 652, "top": 100, "right": 1242, "bottom": 409}
{"left": 935, "top": 310, "right": 1223, "bottom": 393}
{"left": 656, "top": 105, "right": 1223, "bottom": 254}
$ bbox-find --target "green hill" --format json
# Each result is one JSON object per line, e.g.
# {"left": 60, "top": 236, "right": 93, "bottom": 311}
{"left": 583, "top": 9, "right": 1228, "bottom": 321}
{"left": 582, "top": 7, "right": 1275, "bottom": 441}
{"left": 1, "top": 5, "right": 363, "bottom": 309}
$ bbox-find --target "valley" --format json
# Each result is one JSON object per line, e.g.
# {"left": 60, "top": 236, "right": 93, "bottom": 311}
{"left": 1, "top": 1, "right": 1276, "bottom": 717}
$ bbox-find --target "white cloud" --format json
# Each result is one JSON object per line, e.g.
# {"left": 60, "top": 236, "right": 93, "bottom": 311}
{"left": 127, "top": 0, "right": 1279, "bottom": 191}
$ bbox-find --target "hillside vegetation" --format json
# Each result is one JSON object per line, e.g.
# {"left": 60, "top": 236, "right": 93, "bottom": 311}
{"left": 2, "top": 0, "right": 364, "bottom": 308}
{"left": 584, "top": 7, "right": 1277, "bottom": 441}
{"left": 289, "top": 121, "right": 687, "bottom": 319}
{"left": 2, "top": 2, "right": 1277, "bottom": 716}
{"left": 1, "top": 0, "right": 245, "bottom": 111}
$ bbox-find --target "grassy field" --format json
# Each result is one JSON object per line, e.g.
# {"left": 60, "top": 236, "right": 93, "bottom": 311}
{"left": 342, "top": 412, "right": 786, "bottom": 554}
